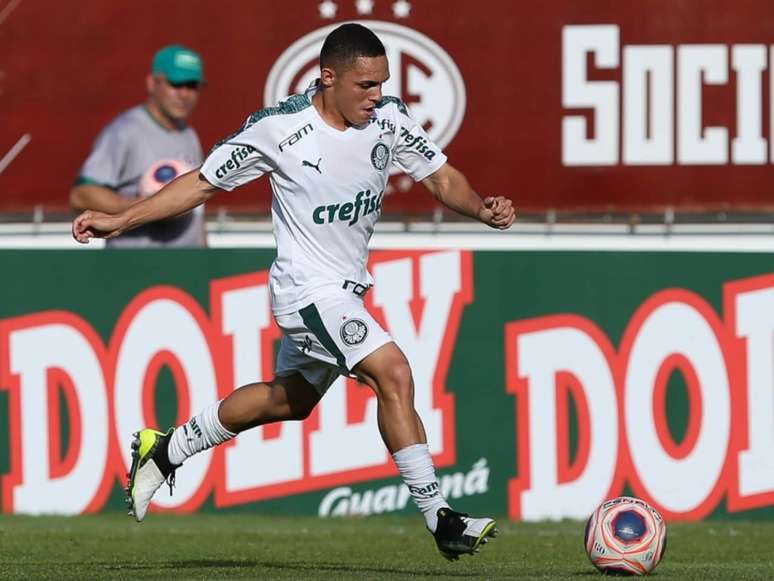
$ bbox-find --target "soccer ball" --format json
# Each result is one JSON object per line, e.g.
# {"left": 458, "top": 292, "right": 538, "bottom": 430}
{"left": 584, "top": 496, "right": 667, "bottom": 576}
{"left": 139, "top": 159, "right": 191, "bottom": 197}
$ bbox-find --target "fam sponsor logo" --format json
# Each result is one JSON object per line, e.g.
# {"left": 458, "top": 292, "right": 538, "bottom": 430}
{"left": 279, "top": 123, "right": 314, "bottom": 152}
{"left": 563, "top": 25, "right": 774, "bottom": 166}
{"left": 264, "top": 21, "right": 466, "bottom": 153}
{"left": 312, "top": 189, "right": 383, "bottom": 226}
{"left": 214, "top": 145, "right": 257, "bottom": 179}
{"left": 342, "top": 279, "right": 372, "bottom": 297}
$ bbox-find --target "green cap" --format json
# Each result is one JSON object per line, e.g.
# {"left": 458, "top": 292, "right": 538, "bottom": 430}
{"left": 151, "top": 45, "right": 204, "bottom": 84}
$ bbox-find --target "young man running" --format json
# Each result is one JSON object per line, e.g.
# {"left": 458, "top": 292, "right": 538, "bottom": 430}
{"left": 73, "top": 23, "right": 515, "bottom": 561}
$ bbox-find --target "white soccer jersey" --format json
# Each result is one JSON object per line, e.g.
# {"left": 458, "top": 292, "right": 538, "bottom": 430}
{"left": 201, "top": 83, "right": 447, "bottom": 315}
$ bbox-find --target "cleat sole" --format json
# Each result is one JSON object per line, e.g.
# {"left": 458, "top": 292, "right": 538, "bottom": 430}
{"left": 125, "top": 433, "right": 144, "bottom": 522}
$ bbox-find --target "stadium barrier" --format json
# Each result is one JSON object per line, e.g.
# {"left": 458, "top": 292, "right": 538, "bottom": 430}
{"left": 1, "top": 245, "right": 773, "bottom": 521}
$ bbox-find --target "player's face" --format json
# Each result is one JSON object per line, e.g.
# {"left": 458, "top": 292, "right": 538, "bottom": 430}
{"left": 333, "top": 56, "right": 389, "bottom": 126}
{"left": 147, "top": 74, "right": 200, "bottom": 125}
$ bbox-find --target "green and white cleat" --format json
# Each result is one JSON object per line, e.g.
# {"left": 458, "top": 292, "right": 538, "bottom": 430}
{"left": 125, "top": 428, "right": 178, "bottom": 522}
{"left": 433, "top": 508, "right": 498, "bottom": 561}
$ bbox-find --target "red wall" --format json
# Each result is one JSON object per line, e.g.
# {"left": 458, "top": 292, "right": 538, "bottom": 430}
{"left": 1, "top": 0, "right": 772, "bottom": 214}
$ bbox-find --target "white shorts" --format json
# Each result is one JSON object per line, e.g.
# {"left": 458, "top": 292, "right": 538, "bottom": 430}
{"left": 274, "top": 291, "right": 392, "bottom": 394}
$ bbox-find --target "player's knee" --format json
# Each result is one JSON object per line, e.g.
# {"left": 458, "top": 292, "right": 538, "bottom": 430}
{"left": 272, "top": 384, "right": 319, "bottom": 421}
{"left": 379, "top": 359, "right": 414, "bottom": 402}
{"left": 285, "top": 396, "right": 317, "bottom": 421}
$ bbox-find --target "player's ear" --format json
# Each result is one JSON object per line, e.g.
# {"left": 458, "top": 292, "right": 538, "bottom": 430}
{"left": 319, "top": 66, "right": 336, "bottom": 88}
{"left": 146, "top": 74, "right": 156, "bottom": 95}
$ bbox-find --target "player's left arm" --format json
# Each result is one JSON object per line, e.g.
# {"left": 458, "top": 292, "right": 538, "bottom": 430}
{"left": 421, "top": 163, "right": 515, "bottom": 230}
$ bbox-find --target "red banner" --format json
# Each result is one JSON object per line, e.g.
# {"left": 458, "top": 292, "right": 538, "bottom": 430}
{"left": 1, "top": 0, "right": 772, "bottom": 213}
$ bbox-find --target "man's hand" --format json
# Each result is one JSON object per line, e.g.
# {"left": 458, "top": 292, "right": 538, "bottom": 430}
{"left": 479, "top": 196, "right": 515, "bottom": 230}
{"left": 71, "top": 171, "right": 219, "bottom": 244}
{"left": 72, "top": 210, "right": 127, "bottom": 243}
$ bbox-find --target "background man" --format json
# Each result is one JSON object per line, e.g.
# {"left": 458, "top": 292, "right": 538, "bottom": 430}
{"left": 73, "top": 24, "right": 514, "bottom": 560}
{"left": 69, "top": 44, "right": 207, "bottom": 247}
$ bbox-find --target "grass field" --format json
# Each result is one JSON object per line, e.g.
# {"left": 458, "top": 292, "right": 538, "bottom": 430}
{"left": 1, "top": 514, "right": 773, "bottom": 580}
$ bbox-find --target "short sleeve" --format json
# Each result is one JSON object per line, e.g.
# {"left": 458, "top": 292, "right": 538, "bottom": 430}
{"left": 391, "top": 101, "right": 448, "bottom": 182}
{"left": 200, "top": 123, "right": 276, "bottom": 191}
{"left": 77, "top": 122, "right": 128, "bottom": 188}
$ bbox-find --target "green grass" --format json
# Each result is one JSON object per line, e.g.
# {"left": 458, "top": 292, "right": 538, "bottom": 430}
{"left": 0, "top": 514, "right": 772, "bottom": 580}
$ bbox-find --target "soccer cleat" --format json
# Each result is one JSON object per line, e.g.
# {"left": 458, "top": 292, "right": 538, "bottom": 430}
{"left": 125, "top": 428, "right": 178, "bottom": 523}
{"left": 433, "top": 508, "right": 499, "bottom": 561}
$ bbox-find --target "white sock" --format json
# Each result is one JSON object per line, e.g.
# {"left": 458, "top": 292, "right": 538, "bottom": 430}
{"left": 393, "top": 443, "right": 450, "bottom": 532}
{"left": 167, "top": 401, "right": 236, "bottom": 466}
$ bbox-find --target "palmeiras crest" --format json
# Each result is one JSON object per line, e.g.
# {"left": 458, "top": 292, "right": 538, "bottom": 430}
{"left": 370, "top": 142, "right": 390, "bottom": 170}
{"left": 340, "top": 318, "right": 369, "bottom": 346}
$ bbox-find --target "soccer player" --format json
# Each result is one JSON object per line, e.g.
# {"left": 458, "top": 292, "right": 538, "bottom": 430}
{"left": 72, "top": 23, "right": 515, "bottom": 560}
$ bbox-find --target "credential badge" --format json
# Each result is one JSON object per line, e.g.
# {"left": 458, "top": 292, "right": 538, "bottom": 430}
{"left": 340, "top": 319, "right": 369, "bottom": 346}
{"left": 370, "top": 142, "right": 390, "bottom": 171}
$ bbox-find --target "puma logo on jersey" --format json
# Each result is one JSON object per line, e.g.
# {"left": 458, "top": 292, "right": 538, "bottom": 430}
{"left": 312, "top": 189, "right": 383, "bottom": 226}
{"left": 302, "top": 158, "right": 322, "bottom": 174}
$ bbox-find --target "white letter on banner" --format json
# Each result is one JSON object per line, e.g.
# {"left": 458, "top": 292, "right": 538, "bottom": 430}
{"left": 221, "top": 283, "right": 303, "bottom": 490}
{"left": 309, "top": 375, "right": 383, "bottom": 475}
{"left": 678, "top": 45, "right": 728, "bottom": 164}
{"left": 625, "top": 302, "right": 730, "bottom": 514}
{"left": 623, "top": 46, "right": 674, "bottom": 165}
{"left": 517, "top": 326, "right": 618, "bottom": 520}
{"left": 9, "top": 322, "right": 108, "bottom": 514}
{"left": 374, "top": 251, "right": 461, "bottom": 454}
{"left": 734, "top": 286, "right": 774, "bottom": 497}
{"left": 562, "top": 25, "right": 619, "bottom": 166}
{"left": 113, "top": 296, "right": 218, "bottom": 509}
{"left": 731, "top": 45, "right": 767, "bottom": 165}
{"left": 309, "top": 251, "right": 461, "bottom": 475}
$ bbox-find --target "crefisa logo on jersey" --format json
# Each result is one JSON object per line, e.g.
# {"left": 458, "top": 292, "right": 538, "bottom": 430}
{"left": 264, "top": 21, "right": 466, "bottom": 152}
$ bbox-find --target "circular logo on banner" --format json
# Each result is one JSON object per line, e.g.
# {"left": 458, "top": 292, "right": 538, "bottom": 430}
{"left": 340, "top": 319, "right": 369, "bottom": 346}
{"left": 264, "top": 21, "right": 466, "bottom": 151}
{"left": 371, "top": 142, "right": 390, "bottom": 170}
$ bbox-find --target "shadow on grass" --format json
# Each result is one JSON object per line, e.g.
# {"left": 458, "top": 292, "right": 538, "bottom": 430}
{"left": 98, "top": 559, "right": 478, "bottom": 577}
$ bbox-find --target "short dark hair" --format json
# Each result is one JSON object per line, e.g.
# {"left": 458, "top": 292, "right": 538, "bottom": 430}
{"left": 320, "top": 23, "right": 385, "bottom": 72}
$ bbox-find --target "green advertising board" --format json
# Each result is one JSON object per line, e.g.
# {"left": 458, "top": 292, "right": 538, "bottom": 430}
{"left": 1, "top": 248, "right": 773, "bottom": 521}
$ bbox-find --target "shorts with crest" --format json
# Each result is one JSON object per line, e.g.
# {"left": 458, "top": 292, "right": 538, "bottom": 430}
{"left": 274, "top": 291, "right": 392, "bottom": 394}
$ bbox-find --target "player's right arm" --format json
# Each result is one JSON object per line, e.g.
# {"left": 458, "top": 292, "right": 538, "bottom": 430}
{"left": 72, "top": 170, "right": 219, "bottom": 243}
{"left": 69, "top": 183, "right": 137, "bottom": 214}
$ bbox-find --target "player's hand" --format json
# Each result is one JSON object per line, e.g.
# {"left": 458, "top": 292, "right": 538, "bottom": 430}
{"left": 479, "top": 196, "right": 515, "bottom": 230}
{"left": 72, "top": 210, "right": 126, "bottom": 244}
